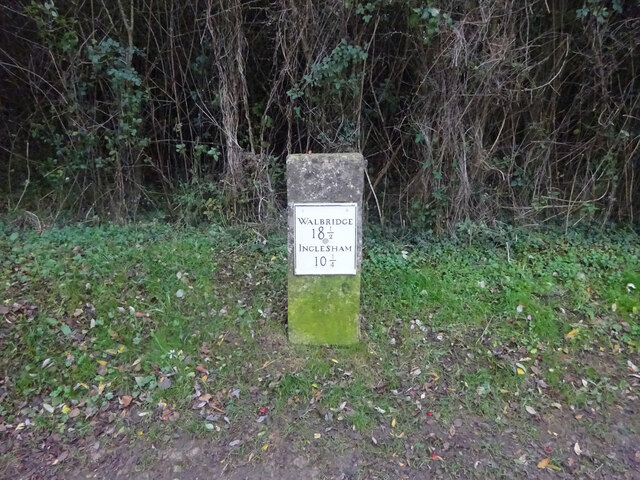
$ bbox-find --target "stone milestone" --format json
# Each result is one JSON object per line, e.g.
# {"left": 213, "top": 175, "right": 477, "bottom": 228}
{"left": 287, "top": 153, "right": 365, "bottom": 345}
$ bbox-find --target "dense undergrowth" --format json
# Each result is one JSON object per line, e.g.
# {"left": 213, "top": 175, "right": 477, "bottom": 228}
{"left": 2, "top": 1, "right": 639, "bottom": 226}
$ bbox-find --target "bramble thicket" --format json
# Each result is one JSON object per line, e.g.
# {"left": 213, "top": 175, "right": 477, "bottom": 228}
{"left": 1, "top": 0, "right": 639, "bottom": 229}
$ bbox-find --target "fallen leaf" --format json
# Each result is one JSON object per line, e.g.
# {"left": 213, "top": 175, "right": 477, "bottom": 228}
{"left": 55, "top": 451, "right": 68, "bottom": 464}
{"left": 538, "top": 458, "right": 550, "bottom": 469}
{"left": 565, "top": 329, "right": 580, "bottom": 339}
{"left": 196, "top": 364, "right": 209, "bottom": 374}
{"left": 43, "top": 403, "right": 54, "bottom": 414}
{"left": 120, "top": 395, "right": 132, "bottom": 407}
{"left": 229, "top": 440, "right": 240, "bottom": 447}
{"left": 391, "top": 418, "right": 396, "bottom": 428}
{"left": 261, "top": 444, "right": 269, "bottom": 451}
{"left": 574, "top": 442, "right": 582, "bottom": 456}
{"left": 525, "top": 406, "right": 537, "bottom": 416}
{"left": 314, "top": 433, "right": 321, "bottom": 439}
{"left": 158, "top": 377, "right": 172, "bottom": 390}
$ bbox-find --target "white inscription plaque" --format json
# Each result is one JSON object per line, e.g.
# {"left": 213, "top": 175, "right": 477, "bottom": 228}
{"left": 294, "top": 203, "right": 357, "bottom": 275}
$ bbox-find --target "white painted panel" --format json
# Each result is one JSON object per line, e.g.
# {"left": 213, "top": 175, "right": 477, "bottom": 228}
{"left": 294, "top": 203, "right": 357, "bottom": 275}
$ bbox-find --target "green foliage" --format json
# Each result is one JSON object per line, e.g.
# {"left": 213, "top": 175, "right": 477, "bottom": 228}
{"left": 1, "top": 222, "right": 639, "bottom": 473}
{"left": 25, "top": 1, "right": 78, "bottom": 52}
{"left": 286, "top": 38, "right": 369, "bottom": 151}
{"left": 21, "top": 3, "right": 148, "bottom": 217}
{"left": 87, "top": 37, "right": 149, "bottom": 165}
{"left": 0, "top": 222, "right": 272, "bottom": 409}
{"left": 288, "top": 39, "right": 368, "bottom": 101}
{"left": 408, "top": 4, "right": 452, "bottom": 42}
{"left": 363, "top": 224, "right": 640, "bottom": 353}
{"left": 2, "top": 0, "right": 639, "bottom": 225}
{"left": 356, "top": 2, "right": 378, "bottom": 24}
{"left": 576, "top": 0, "right": 623, "bottom": 23}
{"left": 174, "top": 180, "right": 225, "bottom": 226}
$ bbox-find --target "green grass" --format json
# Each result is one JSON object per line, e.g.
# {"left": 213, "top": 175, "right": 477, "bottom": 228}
{"left": 1, "top": 220, "right": 639, "bottom": 476}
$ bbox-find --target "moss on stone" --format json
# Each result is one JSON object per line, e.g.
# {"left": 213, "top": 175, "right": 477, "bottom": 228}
{"left": 288, "top": 273, "right": 360, "bottom": 345}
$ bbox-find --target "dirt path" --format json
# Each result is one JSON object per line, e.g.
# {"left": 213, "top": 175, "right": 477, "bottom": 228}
{"left": 4, "top": 402, "right": 639, "bottom": 480}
